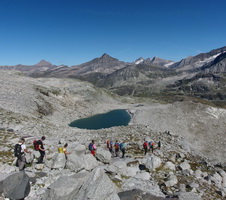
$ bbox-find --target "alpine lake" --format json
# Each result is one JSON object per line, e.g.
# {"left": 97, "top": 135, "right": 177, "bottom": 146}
{"left": 69, "top": 109, "right": 131, "bottom": 130}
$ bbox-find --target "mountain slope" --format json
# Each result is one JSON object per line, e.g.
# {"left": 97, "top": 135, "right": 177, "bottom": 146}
{"left": 0, "top": 60, "right": 58, "bottom": 75}
{"left": 170, "top": 46, "right": 226, "bottom": 71}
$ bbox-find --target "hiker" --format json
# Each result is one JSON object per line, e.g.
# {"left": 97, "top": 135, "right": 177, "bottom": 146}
{"left": 120, "top": 141, "right": 126, "bottom": 158}
{"left": 143, "top": 140, "right": 148, "bottom": 155}
{"left": 107, "top": 140, "right": 114, "bottom": 156}
{"left": 149, "top": 141, "right": 154, "bottom": 153}
{"left": 158, "top": 139, "right": 161, "bottom": 150}
{"left": 37, "top": 136, "right": 46, "bottom": 164}
{"left": 63, "top": 143, "right": 71, "bottom": 155}
{"left": 88, "top": 140, "right": 97, "bottom": 156}
{"left": 114, "top": 140, "right": 120, "bottom": 157}
{"left": 15, "top": 138, "right": 31, "bottom": 171}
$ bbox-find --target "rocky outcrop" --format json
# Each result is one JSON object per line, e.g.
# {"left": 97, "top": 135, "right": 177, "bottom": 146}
{"left": 2, "top": 171, "right": 30, "bottom": 199}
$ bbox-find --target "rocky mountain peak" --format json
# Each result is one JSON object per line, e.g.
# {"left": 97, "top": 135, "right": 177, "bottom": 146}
{"left": 34, "top": 60, "right": 53, "bottom": 67}
{"left": 98, "top": 53, "right": 118, "bottom": 63}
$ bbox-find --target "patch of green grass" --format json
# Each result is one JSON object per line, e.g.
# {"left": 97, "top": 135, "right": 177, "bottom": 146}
{"left": 189, "top": 162, "right": 202, "bottom": 171}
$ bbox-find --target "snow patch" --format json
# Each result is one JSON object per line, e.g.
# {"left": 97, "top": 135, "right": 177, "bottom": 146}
{"left": 134, "top": 58, "right": 144, "bottom": 65}
{"left": 164, "top": 62, "right": 175, "bottom": 68}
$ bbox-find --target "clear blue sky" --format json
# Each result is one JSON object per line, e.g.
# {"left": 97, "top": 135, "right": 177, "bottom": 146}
{"left": 0, "top": 0, "right": 226, "bottom": 66}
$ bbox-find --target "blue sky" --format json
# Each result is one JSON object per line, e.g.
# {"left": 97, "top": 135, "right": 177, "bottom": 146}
{"left": 0, "top": 0, "right": 226, "bottom": 66}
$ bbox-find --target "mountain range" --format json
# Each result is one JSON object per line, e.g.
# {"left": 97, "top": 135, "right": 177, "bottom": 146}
{"left": 1, "top": 46, "right": 226, "bottom": 106}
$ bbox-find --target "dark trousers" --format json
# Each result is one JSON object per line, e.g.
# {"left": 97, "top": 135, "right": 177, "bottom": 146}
{"left": 121, "top": 149, "right": 125, "bottom": 158}
{"left": 38, "top": 150, "right": 45, "bottom": 163}
{"left": 144, "top": 148, "right": 148, "bottom": 155}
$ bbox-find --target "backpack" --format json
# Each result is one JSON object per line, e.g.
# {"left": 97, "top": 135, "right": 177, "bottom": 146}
{"left": 33, "top": 140, "right": 40, "bottom": 151}
{"left": 149, "top": 141, "right": 152, "bottom": 147}
{"left": 143, "top": 142, "right": 148, "bottom": 149}
{"left": 88, "top": 143, "right": 93, "bottom": 151}
{"left": 14, "top": 144, "right": 22, "bottom": 159}
{"left": 115, "top": 143, "right": 119, "bottom": 150}
{"left": 120, "top": 143, "right": 126, "bottom": 150}
{"left": 58, "top": 147, "right": 63, "bottom": 153}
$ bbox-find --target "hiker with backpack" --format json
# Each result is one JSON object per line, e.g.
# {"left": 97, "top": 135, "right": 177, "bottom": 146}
{"left": 14, "top": 138, "right": 31, "bottom": 171}
{"left": 88, "top": 140, "right": 97, "bottom": 157}
{"left": 107, "top": 140, "right": 114, "bottom": 156}
{"left": 120, "top": 141, "right": 126, "bottom": 158}
{"left": 37, "top": 136, "right": 46, "bottom": 164}
{"left": 149, "top": 141, "right": 154, "bottom": 153}
{"left": 143, "top": 140, "right": 148, "bottom": 155}
{"left": 114, "top": 140, "right": 120, "bottom": 157}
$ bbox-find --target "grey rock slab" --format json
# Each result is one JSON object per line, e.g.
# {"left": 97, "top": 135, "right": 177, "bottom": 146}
{"left": 75, "top": 168, "right": 120, "bottom": 200}
{"left": 145, "top": 155, "right": 162, "bottom": 171}
{"left": 178, "top": 192, "right": 202, "bottom": 200}
{"left": 42, "top": 172, "right": 89, "bottom": 200}
{"left": 49, "top": 153, "right": 67, "bottom": 169}
{"left": 122, "top": 177, "right": 164, "bottom": 197}
{"left": 96, "top": 148, "right": 112, "bottom": 164}
{"left": 3, "top": 171, "right": 30, "bottom": 200}
{"left": 65, "top": 153, "right": 85, "bottom": 173}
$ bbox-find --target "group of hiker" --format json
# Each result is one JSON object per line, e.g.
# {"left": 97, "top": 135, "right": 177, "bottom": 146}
{"left": 106, "top": 140, "right": 127, "bottom": 158}
{"left": 14, "top": 136, "right": 46, "bottom": 171}
{"left": 14, "top": 136, "right": 161, "bottom": 171}
{"left": 143, "top": 139, "right": 161, "bottom": 155}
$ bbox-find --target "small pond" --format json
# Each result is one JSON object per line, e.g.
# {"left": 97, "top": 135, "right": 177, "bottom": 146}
{"left": 69, "top": 109, "right": 131, "bottom": 130}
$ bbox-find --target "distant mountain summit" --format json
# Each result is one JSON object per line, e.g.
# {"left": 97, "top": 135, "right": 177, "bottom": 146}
{"left": 134, "top": 56, "right": 174, "bottom": 67}
{"left": 34, "top": 60, "right": 53, "bottom": 67}
{"left": 0, "top": 59, "right": 57, "bottom": 75}
{"left": 69, "top": 53, "right": 128, "bottom": 75}
{"left": 98, "top": 53, "right": 119, "bottom": 63}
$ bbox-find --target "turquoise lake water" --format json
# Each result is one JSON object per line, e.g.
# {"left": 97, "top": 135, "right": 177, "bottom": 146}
{"left": 69, "top": 109, "right": 131, "bottom": 130}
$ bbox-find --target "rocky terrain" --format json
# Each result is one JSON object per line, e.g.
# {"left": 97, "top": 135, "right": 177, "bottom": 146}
{"left": 0, "top": 70, "right": 226, "bottom": 200}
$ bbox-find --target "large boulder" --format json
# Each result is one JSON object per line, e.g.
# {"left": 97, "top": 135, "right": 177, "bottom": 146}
{"left": 96, "top": 148, "right": 112, "bottom": 164}
{"left": 49, "top": 153, "right": 67, "bottom": 169}
{"left": 107, "top": 160, "right": 128, "bottom": 176}
{"left": 66, "top": 153, "right": 85, "bottom": 173}
{"left": 122, "top": 177, "right": 164, "bottom": 197}
{"left": 135, "top": 171, "right": 150, "bottom": 181}
{"left": 179, "top": 160, "right": 191, "bottom": 171}
{"left": 163, "top": 161, "right": 176, "bottom": 171}
{"left": 145, "top": 155, "right": 162, "bottom": 170}
{"left": 82, "top": 154, "right": 99, "bottom": 171}
{"left": 119, "top": 189, "right": 175, "bottom": 200}
{"left": 178, "top": 191, "right": 202, "bottom": 200}
{"left": 2, "top": 171, "right": 30, "bottom": 200}
{"left": 165, "top": 174, "right": 178, "bottom": 187}
{"left": 74, "top": 144, "right": 86, "bottom": 156}
{"left": 0, "top": 173, "right": 9, "bottom": 194}
{"left": 43, "top": 168, "right": 120, "bottom": 200}
{"left": 42, "top": 172, "right": 89, "bottom": 200}
{"left": 75, "top": 168, "right": 120, "bottom": 200}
